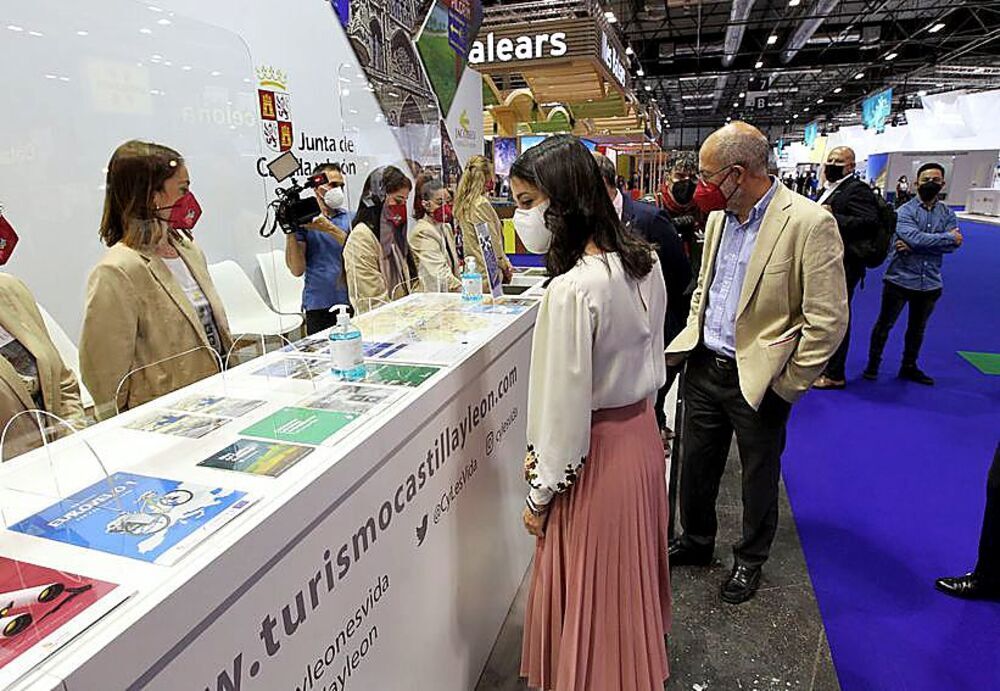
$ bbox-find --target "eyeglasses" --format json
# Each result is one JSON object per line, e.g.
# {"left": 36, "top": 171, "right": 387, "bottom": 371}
{"left": 696, "top": 163, "right": 739, "bottom": 184}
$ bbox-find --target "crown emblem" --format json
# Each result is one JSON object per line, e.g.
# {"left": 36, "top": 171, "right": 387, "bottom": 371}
{"left": 256, "top": 65, "right": 288, "bottom": 91}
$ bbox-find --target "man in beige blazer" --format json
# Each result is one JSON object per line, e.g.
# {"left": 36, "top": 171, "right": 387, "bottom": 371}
{"left": 666, "top": 122, "right": 848, "bottom": 604}
{"left": 80, "top": 234, "right": 233, "bottom": 420}
{"left": 0, "top": 274, "right": 86, "bottom": 459}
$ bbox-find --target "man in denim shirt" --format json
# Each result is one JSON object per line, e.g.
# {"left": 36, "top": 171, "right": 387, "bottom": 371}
{"left": 864, "top": 162, "right": 963, "bottom": 385}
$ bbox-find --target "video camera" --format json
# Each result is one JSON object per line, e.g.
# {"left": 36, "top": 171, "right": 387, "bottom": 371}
{"left": 260, "top": 151, "right": 326, "bottom": 237}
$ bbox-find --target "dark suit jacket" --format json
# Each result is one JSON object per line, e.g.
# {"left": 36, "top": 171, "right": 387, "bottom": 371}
{"left": 621, "top": 195, "right": 692, "bottom": 343}
{"left": 824, "top": 176, "right": 880, "bottom": 264}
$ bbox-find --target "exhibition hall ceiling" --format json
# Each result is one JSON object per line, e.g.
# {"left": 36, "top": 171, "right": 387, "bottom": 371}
{"left": 484, "top": 0, "right": 1000, "bottom": 135}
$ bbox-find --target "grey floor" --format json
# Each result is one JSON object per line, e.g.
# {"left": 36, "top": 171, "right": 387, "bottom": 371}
{"left": 476, "top": 443, "right": 840, "bottom": 691}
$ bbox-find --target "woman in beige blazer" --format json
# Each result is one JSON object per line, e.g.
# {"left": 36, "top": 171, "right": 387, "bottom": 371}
{"left": 453, "top": 155, "right": 513, "bottom": 292}
{"left": 80, "top": 141, "right": 233, "bottom": 420}
{"left": 343, "top": 166, "right": 418, "bottom": 314}
{"left": 0, "top": 274, "right": 86, "bottom": 459}
{"left": 409, "top": 176, "right": 461, "bottom": 293}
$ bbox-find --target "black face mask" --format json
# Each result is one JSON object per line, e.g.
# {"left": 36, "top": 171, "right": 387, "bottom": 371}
{"left": 918, "top": 180, "right": 943, "bottom": 202}
{"left": 671, "top": 178, "right": 696, "bottom": 205}
{"left": 824, "top": 164, "right": 846, "bottom": 183}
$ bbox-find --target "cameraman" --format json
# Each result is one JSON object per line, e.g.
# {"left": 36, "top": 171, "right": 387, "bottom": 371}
{"left": 284, "top": 163, "right": 354, "bottom": 335}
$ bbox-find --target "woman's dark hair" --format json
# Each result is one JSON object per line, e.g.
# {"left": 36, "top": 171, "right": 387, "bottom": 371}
{"left": 100, "top": 140, "right": 183, "bottom": 248}
{"left": 353, "top": 165, "right": 412, "bottom": 234}
{"left": 412, "top": 173, "right": 443, "bottom": 220}
{"left": 510, "top": 135, "right": 653, "bottom": 281}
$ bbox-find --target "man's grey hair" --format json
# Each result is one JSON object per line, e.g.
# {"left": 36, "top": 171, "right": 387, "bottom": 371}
{"left": 711, "top": 124, "right": 771, "bottom": 175}
{"left": 592, "top": 152, "right": 617, "bottom": 187}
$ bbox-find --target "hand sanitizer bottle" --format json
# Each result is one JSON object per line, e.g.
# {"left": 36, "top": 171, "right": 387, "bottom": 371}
{"left": 462, "top": 256, "right": 483, "bottom": 303}
{"left": 328, "top": 305, "right": 365, "bottom": 380}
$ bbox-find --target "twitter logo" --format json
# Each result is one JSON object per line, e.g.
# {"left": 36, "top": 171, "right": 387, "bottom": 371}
{"left": 416, "top": 514, "right": 429, "bottom": 547}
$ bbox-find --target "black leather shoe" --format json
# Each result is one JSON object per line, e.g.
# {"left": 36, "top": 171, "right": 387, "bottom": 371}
{"left": 862, "top": 365, "right": 879, "bottom": 381}
{"left": 899, "top": 365, "right": 934, "bottom": 385}
{"left": 935, "top": 572, "right": 1000, "bottom": 601}
{"left": 668, "top": 539, "right": 714, "bottom": 567}
{"left": 721, "top": 563, "right": 762, "bottom": 604}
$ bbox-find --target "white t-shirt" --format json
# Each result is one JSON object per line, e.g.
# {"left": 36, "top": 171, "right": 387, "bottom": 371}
{"left": 163, "top": 257, "right": 224, "bottom": 355}
{"left": 526, "top": 252, "right": 667, "bottom": 505}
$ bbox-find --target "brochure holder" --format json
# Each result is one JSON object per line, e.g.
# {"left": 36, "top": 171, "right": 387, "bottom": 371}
{"left": 113, "top": 346, "right": 226, "bottom": 418}
{"left": 232, "top": 334, "right": 322, "bottom": 392}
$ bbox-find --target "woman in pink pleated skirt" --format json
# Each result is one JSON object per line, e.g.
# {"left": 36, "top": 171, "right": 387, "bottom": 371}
{"left": 510, "top": 136, "right": 672, "bottom": 691}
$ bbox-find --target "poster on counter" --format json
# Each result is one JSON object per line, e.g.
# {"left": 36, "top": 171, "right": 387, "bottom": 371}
{"left": 124, "top": 411, "right": 230, "bottom": 439}
{"left": 9, "top": 473, "right": 254, "bottom": 565}
{"left": 474, "top": 222, "right": 504, "bottom": 299}
{"left": 167, "top": 395, "right": 266, "bottom": 419}
{"left": 299, "top": 383, "right": 403, "bottom": 415}
{"left": 197, "top": 440, "right": 314, "bottom": 477}
{"left": 0, "top": 557, "right": 128, "bottom": 688}
{"left": 252, "top": 356, "right": 330, "bottom": 381}
{"left": 241, "top": 407, "right": 359, "bottom": 446}
{"left": 360, "top": 362, "right": 441, "bottom": 387}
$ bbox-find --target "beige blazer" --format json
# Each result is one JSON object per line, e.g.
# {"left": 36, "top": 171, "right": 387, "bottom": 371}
{"left": 80, "top": 235, "right": 233, "bottom": 420}
{"left": 667, "top": 183, "right": 848, "bottom": 408}
{"left": 0, "top": 274, "right": 85, "bottom": 458}
{"left": 409, "top": 218, "right": 461, "bottom": 292}
{"left": 343, "top": 223, "right": 419, "bottom": 314}
{"left": 458, "top": 196, "right": 512, "bottom": 291}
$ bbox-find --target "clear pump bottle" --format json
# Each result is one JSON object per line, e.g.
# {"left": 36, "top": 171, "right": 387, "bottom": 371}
{"left": 461, "top": 257, "right": 483, "bottom": 303}
{"left": 328, "top": 305, "right": 365, "bottom": 380}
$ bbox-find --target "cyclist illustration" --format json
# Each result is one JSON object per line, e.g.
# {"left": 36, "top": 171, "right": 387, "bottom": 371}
{"left": 105, "top": 489, "right": 195, "bottom": 537}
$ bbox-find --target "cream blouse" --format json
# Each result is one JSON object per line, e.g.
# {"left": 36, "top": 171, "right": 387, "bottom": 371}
{"left": 526, "top": 252, "right": 666, "bottom": 507}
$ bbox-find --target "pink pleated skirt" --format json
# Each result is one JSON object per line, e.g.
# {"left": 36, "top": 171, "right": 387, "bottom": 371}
{"left": 521, "top": 399, "right": 672, "bottom": 691}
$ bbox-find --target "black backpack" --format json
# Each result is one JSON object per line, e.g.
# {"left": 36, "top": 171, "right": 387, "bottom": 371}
{"left": 854, "top": 193, "right": 897, "bottom": 268}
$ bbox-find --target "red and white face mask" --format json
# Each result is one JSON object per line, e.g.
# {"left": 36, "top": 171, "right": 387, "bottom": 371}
{"left": 0, "top": 210, "right": 19, "bottom": 265}
{"left": 159, "top": 191, "right": 203, "bottom": 231}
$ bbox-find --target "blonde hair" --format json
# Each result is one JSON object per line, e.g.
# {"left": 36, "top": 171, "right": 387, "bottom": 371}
{"left": 453, "top": 155, "right": 491, "bottom": 225}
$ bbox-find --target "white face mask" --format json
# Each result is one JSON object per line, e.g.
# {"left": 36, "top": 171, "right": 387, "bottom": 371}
{"left": 324, "top": 187, "right": 346, "bottom": 210}
{"left": 513, "top": 200, "right": 551, "bottom": 254}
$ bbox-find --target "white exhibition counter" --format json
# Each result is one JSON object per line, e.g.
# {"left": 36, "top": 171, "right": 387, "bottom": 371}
{"left": 0, "top": 291, "right": 542, "bottom": 691}
{"left": 965, "top": 187, "right": 1000, "bottom": 216}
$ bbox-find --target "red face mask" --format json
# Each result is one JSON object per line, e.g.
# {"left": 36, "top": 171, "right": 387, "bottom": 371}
{"left": 432, "top": 203, "right": 453, "bottom": 224}
{"left": 693, "top": 169, "right": 735, "bottom": 215}
{"left": 161, "top": 191, "right": 202, "bottom": 231}
{"left": 0, "top": 212, "right": 19, "bottom": 265}
{"left": 485, "top": 177, "right": 495, "bottom": 194}
{"left": 385, "top": 203, "right": 407, "bottom": 227}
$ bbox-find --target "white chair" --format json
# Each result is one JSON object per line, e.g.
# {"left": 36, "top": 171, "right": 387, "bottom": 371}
{"left": 207, "top": 260, "right": 303, "bottom": 337}
{"left": 36, "top": 305, "right": 95, "bottom": 410}
{"left": 256, "top": 249, "right": 304, "bottom": 316}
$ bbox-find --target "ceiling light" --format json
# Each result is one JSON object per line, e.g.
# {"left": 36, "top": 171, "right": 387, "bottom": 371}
{"left": 833, "top": 87, "right": 843, "bottom": 93}
{"left": 210, "top": 70, "right": 221, "bottom": 76}
{"left": 76, "top": 30, "right": 89, "bottom": 36}
{"left": 918, "top": 89, "right": 927, "bottom": 96}
{"left": 767, "top": 35, "right": 778, "bottom": 45}
{"left": 793, "top": 113, "right": 799, "bottom": 118}
{"left": 645, "top": 85, "right": 652, "bottom": 91}
{"left": 637, "top": 67, "right": 645, "bottom": 76}
{"left": 928, "top": 23, "right": 945, "bottom": 34}
{"left": 789, "top": 0, "right": 801, "bottom": 5}
{"left": 147, "top": 4, "right": 164, "bottom": 11}
{"left": 604, "top": 11, "right": 617, "bottom": 24}
{"left": 817, "top": 98, "right": 824, "bottom": 103}
{"left": 625, "top": 46, "right": 634, "bottom": 56}
{"left": 885, "top": 52, "right": 898, "bottom": 61}
{"left": 739, "top": 91, "right": 746, "bottom": 98}
{"left": 182, "top": 65, "right": 192, "bottom": 71}
{"left": 6, "top": 24, "right": 24, "bottom": 32}
{"left": 733, "top": 101, "right": 739, "bottom": 106}
{"left": 157, "top": 18, "right": 171, "bottom": 25}
{"left": 804, "top": 106, "right": 810, "bottom": 112}
{"left": 785, "top": 119, "right": 790, "bottom": 124}
{"left": 28, "top": 30, "right": 43, "bottom": 37}
{"left": 854, "top": 72, "right": 864, "bottom": 79}
{"left": 755, "top": 60, "right": 764, "bottom": 69}
{"left": 139, "top": 27, "right": 152, "bottom": 34}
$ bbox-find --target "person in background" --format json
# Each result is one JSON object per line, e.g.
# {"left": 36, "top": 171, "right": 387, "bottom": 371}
{"left": 81, "top": 141, "right": 232, "bottom": 420}
{"left": 813, "top": 146, "right": 881, "bottom": 389}
{"left": 1, "top": 274, "right": 86, "bottom": 458}
{"left": 594, "top": 152, "right": 691, "bottom": 443}
{"left": 660, "top": 151, "right": 707, "bottom": 273}
{"left": 863, "top": 162, "right": 962, "bottom": 385}
{"left": 284, "top": 162, "right": 353, "bottom": 335}
{"left": 514, "top": 135, "right": 671, "bottom": 691}
{"left": 666, "top": 122, "right": 847, "bottom": 604}
{"left": 895, "top": 175, "right": 912, "bottom": 207}
{"left": 343, "top": 166, "right": 417, "bottom": 314}
{"left": 936, "top": 442, "right": 1000, "bottom": 601}
{"left": 453, "top": 156, "right": 513, "bottom": 291}
{"left": 409, "top": 176, "right": 461, "bottom": 293}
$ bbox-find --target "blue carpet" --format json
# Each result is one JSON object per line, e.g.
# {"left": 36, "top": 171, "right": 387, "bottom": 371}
{"left": 783, "top": 220, "right": 1000, "bottom": 690}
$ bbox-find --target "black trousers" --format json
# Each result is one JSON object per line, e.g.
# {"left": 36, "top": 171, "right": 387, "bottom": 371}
{"left": 823, "top": 259, "right": 866, "bottom": 381}
{"left": 305, "top": 306, "right": 354, "bottom": 337}
{"left": 867, "top": 281, "right": 942, "bottom": 369}
{"left": 976, "top": 443, "right": 1000, "bottom": 581}
{"left": 678, "top": 349, "right": 792, "bottom": 566}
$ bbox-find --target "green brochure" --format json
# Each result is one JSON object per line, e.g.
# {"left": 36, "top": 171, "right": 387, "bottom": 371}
{"left": 240, "top": 407, "right": 358, "bottom": 446}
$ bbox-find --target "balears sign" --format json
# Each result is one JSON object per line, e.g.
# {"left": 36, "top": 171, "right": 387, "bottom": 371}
{"left": 469, "top": 31, "right": 567, "bottom": 64}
